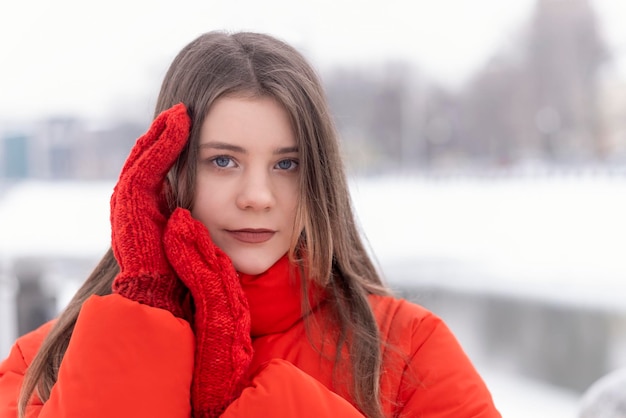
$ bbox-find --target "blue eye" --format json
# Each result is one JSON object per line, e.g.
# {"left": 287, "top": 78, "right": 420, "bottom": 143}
{"left": 212, "top": 156, "right": 233, "bottom": 168}
{"left": 276, "top": 159, "right": 298, "bottom": 170}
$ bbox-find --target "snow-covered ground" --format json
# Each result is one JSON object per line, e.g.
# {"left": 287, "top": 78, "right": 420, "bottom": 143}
{"left": 481, "top": 365, "right": 580, "bottom": 417}
{"left": 351, "top": 174, "right": 626, "bottom": 312}
{"left": 2, "top": 173, "right": 626, "bottom": 416}
{"left": 0, "top": 181, "right": 112, "bottom": 259}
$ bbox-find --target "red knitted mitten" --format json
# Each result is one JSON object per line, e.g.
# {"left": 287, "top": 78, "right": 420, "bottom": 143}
{"left": 164, "top": 208, "right": 253, "bottom": 418}
{"left": 110, "top": 103, "right": 190, "bottom": 318}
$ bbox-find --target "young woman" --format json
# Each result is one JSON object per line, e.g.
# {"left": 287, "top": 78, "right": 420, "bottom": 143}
{"left": 0, "top": 31, "right": 501, "bottom": 418}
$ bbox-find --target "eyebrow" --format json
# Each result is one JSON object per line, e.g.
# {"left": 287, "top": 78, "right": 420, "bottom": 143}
{"left": 199, "top": 141, "right": 299, "bottom": 155}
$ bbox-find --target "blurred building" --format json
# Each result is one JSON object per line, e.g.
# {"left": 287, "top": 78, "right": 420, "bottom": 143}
{"left": 1, "top": 133, "right": 30, "bottom": 179}
{"left": 1, "top": 118, "right": 144, "bottom": 182}
{"left": 598, "top": 76, "right": 626, "bottom": 162}
{"left": 33, "top": 117, "right": 84, "bottom": 179}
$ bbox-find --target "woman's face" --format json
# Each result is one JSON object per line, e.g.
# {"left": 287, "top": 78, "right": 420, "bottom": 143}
{"left": 192, "top": 95, "right": 301, "bottom": 275}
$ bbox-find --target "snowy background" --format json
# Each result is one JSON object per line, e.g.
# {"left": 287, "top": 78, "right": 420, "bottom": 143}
{"left": 352, "top": 172, "right": 626, "bottom": 312}
{"left": 2, "top": 0, "right": 626, "bottom": 415}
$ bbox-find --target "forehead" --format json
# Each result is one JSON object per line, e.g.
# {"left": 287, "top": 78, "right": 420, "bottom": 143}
{"left": 200, "top": 95, "right": 296, "bottom": 149}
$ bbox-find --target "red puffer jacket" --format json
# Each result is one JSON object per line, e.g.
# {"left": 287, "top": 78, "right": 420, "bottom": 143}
{"left": 0, "top": 257, "right": 500, "bottom": 417}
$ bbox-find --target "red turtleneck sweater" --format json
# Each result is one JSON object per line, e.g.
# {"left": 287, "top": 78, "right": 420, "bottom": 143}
{"left": 0, "top": 256, "right": 500, "bottom": 417}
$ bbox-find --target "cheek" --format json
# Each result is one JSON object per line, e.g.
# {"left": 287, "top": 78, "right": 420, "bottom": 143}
{"left": 277, "top": 178, "right": 299, "bottom": 210}
{"left": 279, "top": 181, "right": 301, "bottom": 228}
{"left": 191, "top": 177, "right": 227, "bottom": 227}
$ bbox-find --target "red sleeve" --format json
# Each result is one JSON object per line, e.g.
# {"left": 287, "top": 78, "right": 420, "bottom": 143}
{"left": 221, "top": 359, "right": 364, "bottom": 417}
{"left": 0, "top": 341, "right": 31, "bottom": 418}
{"left": 397, "top": 310, "right": 501, "bottom": 418}
{"left": 0, "top": 294, "right": 195, "bottom": 418}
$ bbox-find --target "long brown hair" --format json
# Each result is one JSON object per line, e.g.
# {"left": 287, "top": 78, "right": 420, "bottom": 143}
{"left": 19, "top": 31, "right": 390, "bottom": 418}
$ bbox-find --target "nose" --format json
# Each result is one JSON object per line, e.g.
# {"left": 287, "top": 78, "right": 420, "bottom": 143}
{"left": 235, "top": 170, "right": 276, "bottom": 211}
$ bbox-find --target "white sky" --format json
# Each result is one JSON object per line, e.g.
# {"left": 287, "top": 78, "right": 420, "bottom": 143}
{"left": 0, "top": 0, "right": 625, "bottom": 122}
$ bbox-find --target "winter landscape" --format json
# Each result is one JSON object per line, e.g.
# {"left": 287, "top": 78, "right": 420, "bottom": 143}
{"left": 3, "top": 0, "right": 626, "bottom": 415}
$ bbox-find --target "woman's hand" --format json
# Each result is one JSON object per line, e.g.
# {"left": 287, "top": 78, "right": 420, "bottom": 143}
{"left": 110, "top": 103, "right": 190, "bottom": 318}
{"left": 164, "top": 208, "right": 253, "bottom": 418}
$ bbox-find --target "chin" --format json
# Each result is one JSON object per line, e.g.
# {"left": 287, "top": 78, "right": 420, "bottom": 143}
{"left": 229, "top": 249, "right": 288, "bottom": 276}
{"left": 232, "top": 256, "right": 276, "bottom": 276}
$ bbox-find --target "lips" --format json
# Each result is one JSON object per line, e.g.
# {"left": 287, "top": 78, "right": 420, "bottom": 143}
{"left": 227, "top": 229, "right": 275, "bottom": 244}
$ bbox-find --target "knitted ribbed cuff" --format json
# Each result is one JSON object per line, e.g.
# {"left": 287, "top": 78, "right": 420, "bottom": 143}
{"left": 112, "top": 272, "right": 186, "bottom": 318}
